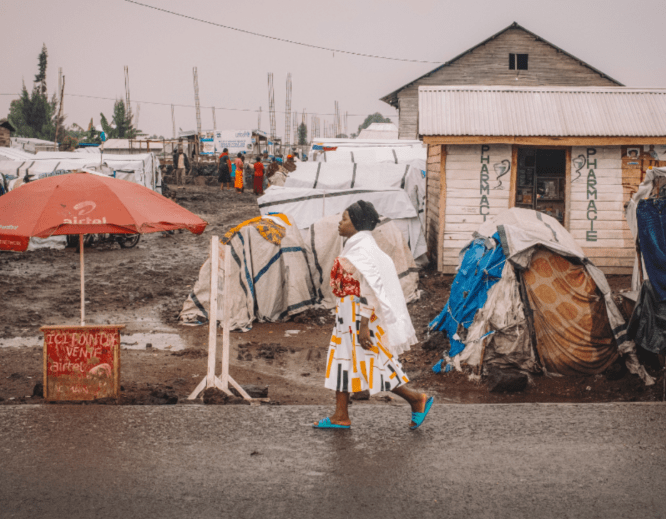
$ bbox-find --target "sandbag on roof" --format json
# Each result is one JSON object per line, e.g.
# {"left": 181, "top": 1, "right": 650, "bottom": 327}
{"left": 431, "top": 208, "right": 654, "bottom": 384}
{"left": 302, "top": 213, "right": 420, "bottom": 310}
{"left": 179, "top": 214, "right": 318, "bottom": 331}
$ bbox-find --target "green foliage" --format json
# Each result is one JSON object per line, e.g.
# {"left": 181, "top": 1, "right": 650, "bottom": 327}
{"left": 99, "top": 99, "right": 139, "bottom": 139}
{"left": 357, "top": 113, "right": 391, "bottom": 135}
{"left": 8, "top": 82, "right": 55, "bottom": 140}
{"left": 34, "top": 44, "right": 48, "bottom": 95}
{"left": 6, "top": 44, "right": 66, "bottom": 142}
{"left": 297, "top": 123, "right": 308, "bottom": 145}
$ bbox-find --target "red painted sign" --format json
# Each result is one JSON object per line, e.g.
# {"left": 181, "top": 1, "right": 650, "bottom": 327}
{"left": 41, "top": 325, "right": 124, "bottom": 401}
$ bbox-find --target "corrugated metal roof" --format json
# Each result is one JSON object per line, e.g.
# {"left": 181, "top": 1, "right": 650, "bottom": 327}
{"left": 418, "top": 86, "right": 666, "bottom": 137}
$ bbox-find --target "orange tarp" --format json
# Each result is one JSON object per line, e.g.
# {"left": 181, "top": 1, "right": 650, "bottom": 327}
{"left": 524, "top": 248, "right": 618, "bottom": 376}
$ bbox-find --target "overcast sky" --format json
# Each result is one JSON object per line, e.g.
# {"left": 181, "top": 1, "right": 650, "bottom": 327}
{"left": 2, "top": 0, "right": 665, "bottom": 138}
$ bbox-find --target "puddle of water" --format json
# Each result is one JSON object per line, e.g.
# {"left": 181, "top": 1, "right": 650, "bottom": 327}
{"left": 0, "top": 332, "right": 186, "bottom": 351}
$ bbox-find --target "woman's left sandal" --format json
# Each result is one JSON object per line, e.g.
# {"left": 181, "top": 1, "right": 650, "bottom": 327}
{"left": 410, "top": 396, "right": 434, "bottom": 430}
{"left": 313, "top": 417, "right": 351, "bottom": 429}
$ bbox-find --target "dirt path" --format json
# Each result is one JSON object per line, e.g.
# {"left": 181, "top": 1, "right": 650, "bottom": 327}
{"left": 0, "top": 184, "right": 663, "bottom": 405}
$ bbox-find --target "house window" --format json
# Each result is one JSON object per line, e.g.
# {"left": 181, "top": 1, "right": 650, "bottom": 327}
{"left": 515, "top": 148, "right": 566, "bottom": 224}
{"left": 509, "top": 53, "right": 529, "bottom": 70}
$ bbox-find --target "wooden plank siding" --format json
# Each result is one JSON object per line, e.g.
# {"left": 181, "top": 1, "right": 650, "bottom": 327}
{"left": 395, "top": 27, "right": 619, "bottom": 140}
{"left": 440, "top": 144, "right": 512, "bottom": 273}
{"left": 425, "top": 144, "right": 441, "bottom": 265}
{"left": 429, "top": 143, "right": 664, "bottom": 275}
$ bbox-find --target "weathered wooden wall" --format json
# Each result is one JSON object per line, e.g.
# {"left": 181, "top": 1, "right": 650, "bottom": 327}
{"left": 439, "top": 144, "right": 512, "bottom": 273}
{"left": 0, "top": 128, "right": 10, "bottom": 148}
{"left": 396, "top": 28, "right": 619, "bottom": 140}
{"left": 425, "top": 144, "right": 441, "bottom": 265}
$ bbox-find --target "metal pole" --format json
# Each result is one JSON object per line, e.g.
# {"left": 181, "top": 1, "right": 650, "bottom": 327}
{"left": 80, "top": 234, "right": 85, "bottom": 326}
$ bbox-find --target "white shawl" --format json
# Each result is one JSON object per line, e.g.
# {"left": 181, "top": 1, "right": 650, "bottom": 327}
{"left": 342, "top": 231, "right": 418, "bottom": 356}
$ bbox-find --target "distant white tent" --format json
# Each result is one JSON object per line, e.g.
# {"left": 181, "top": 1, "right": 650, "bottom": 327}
{"left": 357, "top": 123, "right": 399, "bottom": 140}
{"left": 314, "top": 146, "right": 426, "bottom": 164}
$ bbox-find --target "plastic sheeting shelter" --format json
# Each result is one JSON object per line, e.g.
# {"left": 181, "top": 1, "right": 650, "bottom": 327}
{"left": 257, "top": 185, "right": 427, "bottom": 262}
{"left": 180, "top": 214, "right": 318, "bottom": 331}
{"left": 429, "top": 208, "right": 654, "bottom": 384}
{"left": 0, "top": 150, "right": 161, "bottom": 193}
{"left": 313, "top": 146, "right": 426, "bottom": 164}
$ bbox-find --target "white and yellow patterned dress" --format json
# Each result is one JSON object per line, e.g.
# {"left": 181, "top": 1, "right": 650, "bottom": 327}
{"left": 324, "top": 257, "right": 409, "bottom": 395}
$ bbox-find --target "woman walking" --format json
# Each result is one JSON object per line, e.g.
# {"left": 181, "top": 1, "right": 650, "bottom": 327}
{"left": 218, "top": 148, "right": 232, "bottom": 190}
{"left": 234, "top": 153, "right": 244, "bottom": 192}
{"left": 314, "top": 201, "right": 433, "bottom": 430}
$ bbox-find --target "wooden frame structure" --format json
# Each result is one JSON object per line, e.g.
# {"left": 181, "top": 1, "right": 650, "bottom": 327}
{"left": 188, "top": 237, "right": 252, "bottom": 402}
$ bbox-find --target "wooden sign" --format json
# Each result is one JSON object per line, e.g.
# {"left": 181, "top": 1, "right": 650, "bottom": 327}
{"left": 40, "top": 325, "right": 124, "bottom": 401}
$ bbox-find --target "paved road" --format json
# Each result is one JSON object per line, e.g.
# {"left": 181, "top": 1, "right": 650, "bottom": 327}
{"left": 1, "top": 403, "right": 665, "bottom": 519}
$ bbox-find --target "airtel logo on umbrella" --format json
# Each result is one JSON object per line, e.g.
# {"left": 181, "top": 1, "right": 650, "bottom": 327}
{"left": 63, "top": 201, "right": 108, "bottom": 225}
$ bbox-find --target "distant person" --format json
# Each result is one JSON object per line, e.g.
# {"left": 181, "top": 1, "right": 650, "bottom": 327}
{"left": 218, "top": 148, "right": 232, "bottom": 190}
{"left": 173, "top": 145, "right": 189, "bottom": 186}
{"left": 253, "top": 156, "right": 265, "bottom": 195}
{"left": 234, "top": 153, "right": 245, "bottom": 192}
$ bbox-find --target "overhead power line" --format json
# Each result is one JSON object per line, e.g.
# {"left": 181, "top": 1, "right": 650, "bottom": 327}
{"left": 0, "top": 92, "right": 375, "bottom": 118}
{"left": 123, "top": 0, "right": 444, "bottom": 64}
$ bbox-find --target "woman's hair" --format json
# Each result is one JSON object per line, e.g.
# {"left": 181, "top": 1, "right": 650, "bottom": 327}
{"left": 346, "top": 200, "right": 381, "bottom": 231}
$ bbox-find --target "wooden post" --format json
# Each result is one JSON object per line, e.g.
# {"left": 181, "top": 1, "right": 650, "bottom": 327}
{"left": 188, "top": 239, "right": 253, "bottom": 402}
{"left": 206, "top": 237, "right": 219, "bottom": 388}
{"left": 437, "top": 144, "right": 447, "bottom": 272}
{"left": 564, "top": 146, "right": 572, "bottom": 230}
{"left": 80, "top": 234, "right": 85, "bottom": 326}
{"left": 220, "top": 244, "right": 231, "bottom": 388}
{"left": 509, "top": 145, "right": 518, "bottom": 208}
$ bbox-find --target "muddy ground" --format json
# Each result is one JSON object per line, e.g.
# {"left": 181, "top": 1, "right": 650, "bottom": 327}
{"left": 0, "top": 184, "right": 664, "bottom": 406}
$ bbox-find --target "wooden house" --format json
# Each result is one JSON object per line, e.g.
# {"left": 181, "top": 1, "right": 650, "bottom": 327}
{"left": 420, "top": 85, "right": 666, "bottom": 274}
{"left": 381, "top": 22, "right": 622, "bottom": 140}
{"left": 0, "top": 119, "right": 15, "bottom": 148}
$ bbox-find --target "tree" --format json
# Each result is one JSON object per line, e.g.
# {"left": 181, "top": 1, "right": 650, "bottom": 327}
{"left": 100, "top": 99, "right": 139, "bottom": 139}
{"left": 297, "top": 123, "right": 308, "bottom": 145}
{"left": 7, "top": 44, "right": 65, "bottom": 142}
{"left": 34, "top": 44, "right": 48, "bottom": 95}
{"left": 357, "top": 112, "right": 391, "bottom": 135}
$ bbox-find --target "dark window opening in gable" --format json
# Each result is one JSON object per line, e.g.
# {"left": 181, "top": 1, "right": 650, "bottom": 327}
{"left": 509, "top": 53, "right": 528, "bottom": 70}
{"left": 517, "top": 54, "right": 528, "bottom": 70}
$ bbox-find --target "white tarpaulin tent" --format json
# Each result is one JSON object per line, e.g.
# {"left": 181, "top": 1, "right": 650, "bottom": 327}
{"left": 303, "top": 213, "right": 421, "bottom": 309}
{"left": 357, "top": 123, "right": 399, "bottom": 140}
{"left": 257, "top": 185, "right": 427, "bottom": 261}
{"left": 180, "top": 214, "right": 318, "bottom": 331}
{"left": 310, "top": 137, "right": 422, "bottom": 149}
{"left": 434, "top": 208, "right": 654, "bottom": 385}
{"left": 314, "top": 147, "right": 426, "bottom": 164}
{"left": 0, "top": 150, "right": 162, "bottom": 193}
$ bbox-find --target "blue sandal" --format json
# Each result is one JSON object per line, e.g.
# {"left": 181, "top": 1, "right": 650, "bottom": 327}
{"left": 410, "top": 396, "right": 434, "bottom": 430}
{"left": 313, "top": 417, "right": 351, "bottom": 429}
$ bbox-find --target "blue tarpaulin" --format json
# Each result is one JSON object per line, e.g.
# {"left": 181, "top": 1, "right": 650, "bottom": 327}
{"left": 428, "top": 233, "right": 506, "bottom": 357}
{"left": 637, "top": 198, "right": 666, "bottom": 302}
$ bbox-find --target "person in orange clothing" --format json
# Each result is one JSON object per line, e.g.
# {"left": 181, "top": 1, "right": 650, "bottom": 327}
{"left": 253, "top": 156, "right": 265, "bottom": 195}
{"left": 218, "top": 148, "right": 232, "bottom": 190}
{"left": 234, "top": 153, "right": 244, "bottom": 192}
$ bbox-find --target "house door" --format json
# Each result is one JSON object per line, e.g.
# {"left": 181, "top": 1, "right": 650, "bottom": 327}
{"left": 515, "top": 148, "right": 566, "bottom": 225}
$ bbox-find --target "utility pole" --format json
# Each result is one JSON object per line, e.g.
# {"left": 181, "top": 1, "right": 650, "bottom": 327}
{"left": 284, "top": 73, "right": 292, "bottom": 147}
{"left": 258, "top": 107, "right": 262, "bottom": 131}
{"left": 267, "top": 73, "right": 276, "bottom": 145}
{"left": 171, "top": 104, "right": 176, "bottom": 139}
{"left": 212, "top": 107, "right": 216, "bottom": 131}
{"left": 54, "top": 74, "right": 65, "bottom": 148}
{"left": 135, "top": 103, "right": 141, "bottom": 130}
{"left": 124, "top": 66, "right": 132, "bottom": 127}
{"left": 193, "top": 67, "right": 202, "bottom": 136}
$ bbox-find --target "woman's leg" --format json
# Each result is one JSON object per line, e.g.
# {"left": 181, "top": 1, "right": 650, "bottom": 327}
{"left": 392, "top": 385, "right": 427, "bottom": 427}
{"left": 329, "top": 391, "right": 351, "bottom": 424}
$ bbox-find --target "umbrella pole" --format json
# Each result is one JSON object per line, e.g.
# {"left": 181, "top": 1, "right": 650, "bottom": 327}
{"left": 80, "top": 234, "right": 85, "bottom": 326}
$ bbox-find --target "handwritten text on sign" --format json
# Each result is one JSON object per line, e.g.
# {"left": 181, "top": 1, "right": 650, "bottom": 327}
{"left": 42, "top": 326, "right": 122, "bottom": 401}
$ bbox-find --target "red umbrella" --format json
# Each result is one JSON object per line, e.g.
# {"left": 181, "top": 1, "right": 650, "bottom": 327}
{"left": 0, "top": 172, "right": 208, "bottom": 324}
